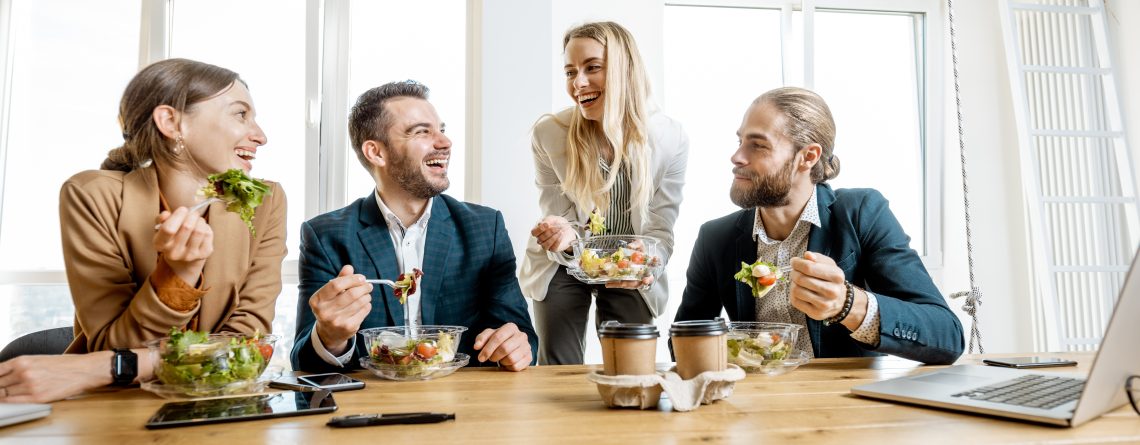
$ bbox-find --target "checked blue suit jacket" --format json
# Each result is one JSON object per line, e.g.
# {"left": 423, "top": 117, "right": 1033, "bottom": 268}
{"left": 675, "top": 183, "right": 964, "bottom": 365}
{"left": 290, "top": 193, "right": 539, "bottom": 373}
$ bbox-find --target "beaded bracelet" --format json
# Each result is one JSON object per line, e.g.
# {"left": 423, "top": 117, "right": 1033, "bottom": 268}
{"left": 824, "top": 281, "right": 855, "bottom": 326}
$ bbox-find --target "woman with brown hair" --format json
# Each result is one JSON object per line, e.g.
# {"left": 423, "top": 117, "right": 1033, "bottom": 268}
{"left": 0, "top": 58, "right": 286, "bottom": 403}
{"left": 520, "top": 22, "right": 690, "bottom": 365}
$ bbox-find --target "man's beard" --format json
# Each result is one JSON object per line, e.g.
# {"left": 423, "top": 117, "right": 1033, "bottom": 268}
{"left": 729, "top": 155, "right": 795, "bottom": 208}
{"left": 389, "top": 149, "right": 449, "bottom": 199}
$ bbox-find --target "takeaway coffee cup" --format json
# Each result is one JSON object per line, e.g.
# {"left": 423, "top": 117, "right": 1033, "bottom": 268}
{"left": 670, "top": 319, "right": 729, "bottom": 380}
{"left": 598, "top": 321, "right": 659, "bottom": 376}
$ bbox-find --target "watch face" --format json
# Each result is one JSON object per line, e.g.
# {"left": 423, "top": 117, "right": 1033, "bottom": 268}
{"left": 113, "top": 349, "right": 139, "bottom": 385}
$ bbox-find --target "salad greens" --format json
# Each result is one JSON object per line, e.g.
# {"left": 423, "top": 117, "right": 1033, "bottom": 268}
{"left": 727, "top": 332, "right": 792, "bottom": 363}
{"left": 200, "top": 169, "right": 272, "bottom": 236}
{"left": 580, "top": 246, "right": 658, "bottom": 280}
{"left": 154, "top": 327, "right": 271, "bottom": 388}
{"left": 392, "top": 268, "right": 423, "bottom": 305}
{"left": 587, "top": 208, "right": 606, "bottom": 235}
{"left": 734, "top": 260, "right": 784, "bottom": 299}
{"left": 369, "top": 333, "right": 454, "bottom": 378}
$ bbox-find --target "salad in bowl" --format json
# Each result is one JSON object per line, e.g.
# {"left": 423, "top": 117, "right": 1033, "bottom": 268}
{"left": 359, "top": 326, "right": 468, "bottom": 381}
{"left": 567, "top": 235, "right": 664, "bottom": 284}
{"left": 143, "top": 328, "right": 279, "bottom": 399}
{"left": 726, "top": 322, "right": 809, "bottom": 375}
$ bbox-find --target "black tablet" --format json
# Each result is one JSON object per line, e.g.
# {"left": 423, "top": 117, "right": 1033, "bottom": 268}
{"left": 145, "top": 390, "right": 337, "bottom": 429}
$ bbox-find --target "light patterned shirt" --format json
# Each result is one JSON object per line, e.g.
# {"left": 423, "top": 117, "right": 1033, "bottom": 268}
{"left": 752, "top": 187, "right": 881, "bottom": 357}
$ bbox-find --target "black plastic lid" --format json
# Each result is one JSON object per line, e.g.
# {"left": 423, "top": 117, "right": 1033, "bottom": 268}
{"left": 669, "top": 319, "right": 729, "bottom": 336}
{"left": 597, "top": 321, "right": 659, "bottom": 339}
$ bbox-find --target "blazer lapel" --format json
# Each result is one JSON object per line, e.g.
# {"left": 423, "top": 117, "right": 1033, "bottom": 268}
{"left": 734, "top": 210, "right": 757, "bottom": 321}
{"left": 358, "top": 193, "right": 403, "bottom": 325}
{"left": 807, "top": 183, "right": 835, "bottom": 257}
{"left": 419, "top": 198, "right": 454, "bottom": 325}
{"left": 201, "top": 191, "right": 250, "bottom": 329}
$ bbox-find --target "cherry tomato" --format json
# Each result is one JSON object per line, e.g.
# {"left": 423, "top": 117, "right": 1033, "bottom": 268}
{"left": 630, "top": 251, "right": 646, "bottom": 265}
{"left": 416, "top": 342, "right": 437, "bottom": 359}
{"left": 617, "top": 259, "right": 630, "bottom": 269}
{"left": 258, "top": 344, "right": 274, "bottom": 361}
{"left": 758, "top": 275, "right": 777, "bottom": 286}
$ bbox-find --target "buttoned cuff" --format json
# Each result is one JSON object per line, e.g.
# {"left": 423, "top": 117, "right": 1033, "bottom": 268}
{"left": 310, "top": 325, "right": 355, "bottom": 367}
{"left": 849, "top": 291, "right": 881, "bottom": 346}
{"left": 150, "top": 256, "right": 207, "bottom": 313}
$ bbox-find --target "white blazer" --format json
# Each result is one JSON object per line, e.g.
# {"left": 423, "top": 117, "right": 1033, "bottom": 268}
{"left": 519, "top": 107, "right": 689, "bottom": 317}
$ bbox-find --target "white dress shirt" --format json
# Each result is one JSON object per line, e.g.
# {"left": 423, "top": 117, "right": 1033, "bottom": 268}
{"left": 311, "top": 191, "right": 433, "bottom": 366}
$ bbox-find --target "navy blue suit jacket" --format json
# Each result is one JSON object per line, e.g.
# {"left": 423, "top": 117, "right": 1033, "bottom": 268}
{"left": 290, "top": 193, "right": 539, "bottom": 372}
{"left": 675, "top": 184, "right": 964, "bottom": 364}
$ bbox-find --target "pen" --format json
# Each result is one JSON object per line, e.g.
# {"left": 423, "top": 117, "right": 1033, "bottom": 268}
{"left": 327, "top": 412, "right": 456, "bottom": 428}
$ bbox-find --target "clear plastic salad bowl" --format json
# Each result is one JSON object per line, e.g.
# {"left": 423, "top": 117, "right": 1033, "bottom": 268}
{"left": 359, "top": 326, "right": 468, "bottom": 381}
{"left": 726, "top": 322, "right": 809, "bottom": 375}
{"left": 142, "top": 331, "right": 279, "bottom": 399}
{"left": 567, "top": 235, "right": 664, "bottom": 284}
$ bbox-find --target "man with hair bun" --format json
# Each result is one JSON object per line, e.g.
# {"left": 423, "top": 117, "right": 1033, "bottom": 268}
{"left": 674, "top": 87, "right": 964, "bottom": 365}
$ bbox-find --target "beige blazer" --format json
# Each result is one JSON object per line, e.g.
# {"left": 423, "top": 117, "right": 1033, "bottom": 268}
{"left": 519, "top": 108, "right": 689, "bottom": 317}
{"left": 59, "top": 166, "right": 287, "bottom": 353}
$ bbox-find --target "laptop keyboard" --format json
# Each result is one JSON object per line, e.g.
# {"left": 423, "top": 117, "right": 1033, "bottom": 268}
{"left": 951, "top": 374, "right": 1085, "bottom": 410}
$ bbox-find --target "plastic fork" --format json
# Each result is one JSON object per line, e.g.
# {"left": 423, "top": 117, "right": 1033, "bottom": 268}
{"left": 152, "top": 197, "right": 222, "bottom": 230}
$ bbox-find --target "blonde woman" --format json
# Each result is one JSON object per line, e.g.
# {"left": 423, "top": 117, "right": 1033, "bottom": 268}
{"left": 520, "top": 22, "right": 689, "bottom": 365}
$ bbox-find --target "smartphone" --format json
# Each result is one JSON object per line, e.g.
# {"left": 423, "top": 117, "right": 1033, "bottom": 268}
{"left": 270, "top": 373, "right": 366, "bottom": 392}
{"left": 146, "top": 390, "right": 337, "bottom": 429}
{"left": 982, "top": 356, "right": 1078, "bottom": 369}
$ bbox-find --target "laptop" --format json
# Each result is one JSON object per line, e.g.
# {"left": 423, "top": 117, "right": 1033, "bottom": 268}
{"left": 0, "top": 403, "right": 51, "bottom": 428}
{"left": 852, "top": 248, "right": 1140, "bottom": 427}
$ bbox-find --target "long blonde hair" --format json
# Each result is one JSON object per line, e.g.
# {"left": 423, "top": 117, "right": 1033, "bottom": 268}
{"left": 560, "top": 21, "right": 652, "bottom": 218}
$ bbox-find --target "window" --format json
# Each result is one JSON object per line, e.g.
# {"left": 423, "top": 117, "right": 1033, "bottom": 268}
{"left": 661, "top": 1, "right": 942, "bottom": 324}
{"left": 171, "top": 0, "right": 308, "bottom": 264}
{"left": 0, "top": 0, "right": 141, "bottom": 346}
{"left": 0, "top": 0, "right": 140, "bottom": 272}
{"left": 343, "top": 0, "right": 467, "bottom": 201}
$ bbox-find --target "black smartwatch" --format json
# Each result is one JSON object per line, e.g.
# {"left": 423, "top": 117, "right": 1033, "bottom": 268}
{"left": 110, "top": 348, "right": 138, "bottom": 386}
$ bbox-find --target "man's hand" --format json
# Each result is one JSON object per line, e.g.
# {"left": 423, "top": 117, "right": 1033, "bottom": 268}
{"left": 789, "top": 251, "right": 866, "bottom": 329}
{"left": 530, "top": 215, "right": 578, "bottom": 253}
{"left": 472, "top": 323, "right": 532, "bottom": 371}
{"left": 310, "top": 265, "right": 373, "bottom": 355}
{"left": 0, "top": 352, "right": 115, "bottom": 403}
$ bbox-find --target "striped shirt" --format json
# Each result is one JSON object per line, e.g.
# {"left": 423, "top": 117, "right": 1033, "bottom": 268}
{"left": 599, "top": 157, "right": 635, "bottom": 236}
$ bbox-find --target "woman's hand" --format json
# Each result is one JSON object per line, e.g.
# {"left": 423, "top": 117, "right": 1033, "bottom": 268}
{"left": 530, "top": 215, "right": 578, "bottom": 253}
{"left": 604, "top": 275, "right": 654, "bottom": 290}
{"left": 153, "top": 206, "right": 214, "bottom": 285}
{"left": 0, "top": 352, "right": 114, "bottom": 403}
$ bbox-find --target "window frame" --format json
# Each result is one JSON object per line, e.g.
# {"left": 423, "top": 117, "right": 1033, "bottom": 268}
{"left": 665, "top": 0, "right": 944, "bottom": 269}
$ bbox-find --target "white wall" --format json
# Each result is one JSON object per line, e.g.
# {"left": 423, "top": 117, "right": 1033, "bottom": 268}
{"left": 935, "top": 0, "right": 1033, "bottom": 353}
{"left": 1106, "top": 0, "right": 1140, "bottom": 202}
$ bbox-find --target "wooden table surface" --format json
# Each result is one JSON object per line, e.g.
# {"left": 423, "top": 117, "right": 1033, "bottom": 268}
{"left": 2, "top": 353, "right": 1138, "bottom": 444}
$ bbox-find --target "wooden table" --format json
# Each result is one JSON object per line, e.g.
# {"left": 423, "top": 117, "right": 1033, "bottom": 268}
{"left": 2, "top": 353, "right": 1138, "bottom": 444}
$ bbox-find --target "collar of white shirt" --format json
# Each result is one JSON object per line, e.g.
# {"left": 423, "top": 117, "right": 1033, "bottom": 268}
{"left": 374, "top": 189, "right": 433, "bottom": 232}
{"left": 753, "top": 186, "right": 822, "bottom": 244}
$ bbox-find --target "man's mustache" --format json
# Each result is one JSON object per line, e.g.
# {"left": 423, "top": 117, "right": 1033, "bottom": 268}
{"left": 732, "top": 167, "right": 758, "bottom": 180}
